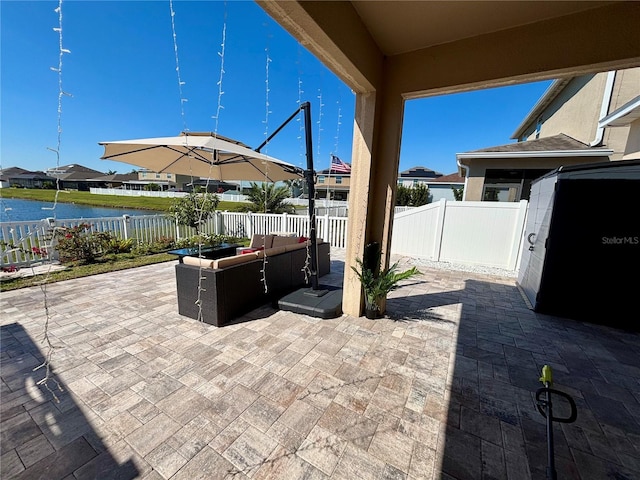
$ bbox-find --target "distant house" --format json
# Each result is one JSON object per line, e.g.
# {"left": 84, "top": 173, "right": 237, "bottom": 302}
{"left": 398, "top": 166, "right": 464, "bottom": 202}
{"left": 0, "top": 167, "right": 57, "bottom": 189}
{"left": 457, "top": 67, "right": 640, "bottom": 201}
{"left": 46, "top": 164, "right": 107, "bottom": 191}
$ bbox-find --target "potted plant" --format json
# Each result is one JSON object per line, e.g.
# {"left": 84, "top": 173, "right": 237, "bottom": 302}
{"left": 351, "top": 255, "right": 420, "bottom": 319}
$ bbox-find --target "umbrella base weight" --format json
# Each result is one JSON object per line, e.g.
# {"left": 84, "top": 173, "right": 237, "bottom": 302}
{"left": 278, "top": 287, "right": 342, "bottom": 319}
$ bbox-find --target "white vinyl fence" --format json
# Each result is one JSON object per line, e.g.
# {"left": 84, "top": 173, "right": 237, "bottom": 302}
{"left": 0, "top": 211, "right": 349, "bottom": 267}
{"left": 391, "top": 199, "right": 528, "bottom": 270}
{"left": 2, "top": 201, "right": 528, "bottom": 270}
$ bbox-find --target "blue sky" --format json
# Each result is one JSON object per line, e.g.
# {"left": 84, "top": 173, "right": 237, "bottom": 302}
{"left": 1, "top": 1, "right": 552, "bottom": 177}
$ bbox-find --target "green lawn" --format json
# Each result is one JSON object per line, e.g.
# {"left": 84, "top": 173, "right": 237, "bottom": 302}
{"left": 0, "top": 252, "right": 175, "bottom": 291}
{"left": 1, "top": 188, "right": 247, "bottom": 212}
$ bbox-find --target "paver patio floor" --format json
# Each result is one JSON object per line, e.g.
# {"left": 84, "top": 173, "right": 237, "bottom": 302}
{"left": 1, "top": 249, "right": 639, "bottom": 479}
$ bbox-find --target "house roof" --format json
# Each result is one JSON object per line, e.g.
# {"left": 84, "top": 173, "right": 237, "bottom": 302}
{"left": 470, "top": 133, "right": 591, "bottom": 153}
{"left": 0, "top": 167, "right": 30, "bottom": 177}
{"left": 430, "top": 172, "right": 465, "bottom": 184}
{"left": 89, "top": 173, "right": 139, "bottom": 182}
{"left": 510, "top": 78, "right": 573, "bottom": 139}
{"left": 399, "top": 166, "right": 443, "bottom": 178}
{"left": 457, "top": 134, "right": 614, "bottom": 163}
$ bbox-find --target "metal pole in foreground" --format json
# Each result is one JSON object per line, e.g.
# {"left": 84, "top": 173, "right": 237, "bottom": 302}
{"left": 301, "top": 101, "right": 319, "bottom": 290}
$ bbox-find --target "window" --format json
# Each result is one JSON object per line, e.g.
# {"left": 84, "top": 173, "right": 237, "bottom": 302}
{"left": 336, "top": 177, "right": 342, "bottom": 184}
{"left": 156, "top": 174, "right": 161, "bottom": 179}
{"left": 167, "top": 174, "right": 172, "bottom": 178}
{"left": 318, "top": 176, "right": 325, "bottom": 183}
{"left": 535, "top": 116, "right": 543, "bottom": 139}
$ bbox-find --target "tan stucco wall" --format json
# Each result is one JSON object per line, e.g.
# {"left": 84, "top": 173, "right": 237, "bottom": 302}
{"left": 520, "top": 67, "right": 640, "bottom": 158}
{"left": 521, "top": 74, "right": 606, "bottom": 144}
{"left": 622, "top": 118, "right": 640, "bottom": 160}
{"left": 462, "top": 155, "right": 611, "bottom": 201}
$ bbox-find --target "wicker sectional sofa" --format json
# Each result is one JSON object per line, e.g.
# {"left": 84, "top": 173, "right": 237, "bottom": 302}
{"left": 175, "top": 234, "right": 330, "bottom": 327}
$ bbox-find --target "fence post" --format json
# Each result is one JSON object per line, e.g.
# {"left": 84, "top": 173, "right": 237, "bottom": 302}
{"left": 122, "top": 214, "right": 130, "bottom": 240}
{"left": 433, "top": 199, "right": 447, "bottom": 261}
{"left": 175, "top": 215, "right": 181, "bottom": 240}
{"left": 508, "top": 200, "right": 529, "bottom": 271}
{"left": 282, "top": 212, "right": 287, "bottom": 233}
{"left": 214, "top": 211, "right": 222, "bottom": 235}
{"left": 323, "top": 213, "right": 330, "bottom": 244}
{"left": 246, "top": 212, "right": 253, "bottom": 239}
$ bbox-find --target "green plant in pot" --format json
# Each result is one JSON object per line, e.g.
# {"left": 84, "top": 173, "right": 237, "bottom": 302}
{"left": 351, "top": 256, "right": 420, "bottom": 319}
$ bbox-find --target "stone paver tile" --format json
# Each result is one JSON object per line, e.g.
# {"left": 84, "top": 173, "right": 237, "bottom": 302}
{"left": 299, "top": 373, "right": 344, "bottom": 410}
{"left": 367, "top": 428, "right": 414, "bottom": 474}
{"left": 278, "top": 399, "right": 323, "bottom": 436}
{"left": 106, "top": 411, "right": 143, "bottom": 440}
{"left": 172, "top": 445, "right": 239, "bottom": 480}
{"left": 125, "top": 412, "right": 181, "bottom": 457}
{"left": 481, "top": 438, "right": 507, "bottom": 479}
{"left": 12, "top": 435, "right": 97, "bottom": 480}
{"left": 284, "top": 362, "right": 321, "bottom": 387}
{"left": 155, "top": 386, "right": 212, "bottom": 424}
{"left": 438, "top": 426, "right": 482, "bottom": 480}
{"left": 72, "top": 446, "right": 142, "bottom": 480}
{"left": 266, "top": 420, "right": 306, "bottom": 453}
{"left": 16, "top": 433, "right": 55, "bottom": 468}
{"left": 1, "top": 448, "right": 25, "bottom": 477}
{"left": 459, "top": 405, "right": 503, "bottom": 446}
{"left": 240, "top": 395, "right": 286, "bottom": 433}
{"left": 31, "top": 405, "right": 95, "bottom": 450}
{"left": 332, "top": 442, "right": 386, "bottom": 480}
{"left": 167, "top": 415, "right": 218, "bottom": 461}
{"left": 297, "top": 425, "right": 347, "bottom": 476}
{"left": 318, "top": 401, "right": 378, "bottom": 449}
{"left": 145, "top": 442, "right": 189, "bottom": 479}
{"left": 93, "top": 389, "right": 143, "bottom": 421}
{"left": 254, "top": 444, "right": 327, "bottom": 480}
{"left": 0, "top": 412, "right": 42, "bottom": 454}
{"left": 222, "top": 425, "right": 280, "bottom": 477}
{"left": 253, "top": 372, "right": 303, "bottom": 409}
{"left": 128, "top": 399, "right": 160, "bottom": 424}
{"left": 210, "top": 418, "right": 250, "bottom": 453}
{"left": 134, "top": 373, "right": 183, "bottom": 405}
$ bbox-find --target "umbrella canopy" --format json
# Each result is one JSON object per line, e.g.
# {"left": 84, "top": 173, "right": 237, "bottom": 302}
{"left": 99, "top": 132, "right": 304, "bottom": 182}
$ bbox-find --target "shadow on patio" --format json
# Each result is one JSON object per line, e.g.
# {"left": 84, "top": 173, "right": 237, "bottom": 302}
{"left": 1, "top": 323, "right": 139, "bottom": 479}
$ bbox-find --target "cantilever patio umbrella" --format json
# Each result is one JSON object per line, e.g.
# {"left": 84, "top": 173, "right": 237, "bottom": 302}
{"left": 99, "top": 132, "right": 304, "bottom": 182}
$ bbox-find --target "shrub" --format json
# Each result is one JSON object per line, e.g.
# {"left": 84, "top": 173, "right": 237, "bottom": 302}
{"left": 55, "top": 224, "right": 113, "bottom": 264}
{"left": 168, "top": 192, "right": 219, "bottom": 232}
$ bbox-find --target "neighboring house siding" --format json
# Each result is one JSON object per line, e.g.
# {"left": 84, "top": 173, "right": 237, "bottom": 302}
{"left": 520, "top": 68, "right": 640, "bottom": 159}
{"left": 521, "top": 74, "right": 604, "bottom": 144}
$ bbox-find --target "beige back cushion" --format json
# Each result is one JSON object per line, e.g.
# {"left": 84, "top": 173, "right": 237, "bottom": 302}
{"left": 250, "top": 234, "right": 274, "bottom": 249}
{"left": 271, "top": 235, "right": 300, "bottom": 248}
{"left": 182, "top": 256, "right": 215, "bottom": 269}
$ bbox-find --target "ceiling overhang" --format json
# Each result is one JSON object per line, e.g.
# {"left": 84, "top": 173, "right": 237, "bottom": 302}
{"left": 257, "top": 1, "right": 640, "bottom": 97}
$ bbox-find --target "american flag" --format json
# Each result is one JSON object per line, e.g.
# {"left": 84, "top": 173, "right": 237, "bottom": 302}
{"left": 330, "top": 155, "right": 351, "bottom": 173}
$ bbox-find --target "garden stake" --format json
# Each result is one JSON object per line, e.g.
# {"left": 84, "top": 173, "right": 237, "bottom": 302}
{"left": 535, "top": 365, "right": 578, "bottom": 480}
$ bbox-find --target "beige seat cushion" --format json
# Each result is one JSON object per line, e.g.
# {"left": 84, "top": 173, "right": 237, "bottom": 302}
{"left": 182, "top": 256, "right": 215, "bottom": 269}
{"left": 213, "top": 252, "right": 261, "bottom": 269}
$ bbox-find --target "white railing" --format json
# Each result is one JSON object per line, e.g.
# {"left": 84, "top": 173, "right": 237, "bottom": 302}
{"left": 391, "top": 199, "right": 528, "bottom": 270}
{"left": 0, "top": 211, "right": 349, "bottom": 267}
{"left": 2, "top": 201, "right": 528, "bottom": 270}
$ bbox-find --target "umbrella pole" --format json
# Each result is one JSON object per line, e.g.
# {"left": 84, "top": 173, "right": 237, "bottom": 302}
{"left": 302, "top": 102, "right": 320, "bottom": 290}
{"left": 256, "top": 101, "right": 320, "bottom": 291}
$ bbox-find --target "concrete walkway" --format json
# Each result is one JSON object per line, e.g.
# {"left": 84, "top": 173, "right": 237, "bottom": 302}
{"left": 1, "top": 249, "right": 639, "bottom": 479}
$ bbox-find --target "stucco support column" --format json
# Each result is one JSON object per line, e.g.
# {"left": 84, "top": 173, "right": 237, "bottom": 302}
{"left": 343, "top": 84, "right": 404, "bottom": 316}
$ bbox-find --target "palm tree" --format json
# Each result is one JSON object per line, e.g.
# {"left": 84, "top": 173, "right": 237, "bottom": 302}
{"left": 244, "top": 182, "right": 295, "bottom": 213}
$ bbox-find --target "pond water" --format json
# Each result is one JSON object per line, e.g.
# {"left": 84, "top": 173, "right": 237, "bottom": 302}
{"left": 0, "top": 198, "right": 156, "bottom": 223}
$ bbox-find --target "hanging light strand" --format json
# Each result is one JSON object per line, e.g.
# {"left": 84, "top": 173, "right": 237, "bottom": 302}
{"left": 259, "top": 43, "right": 273, "bottom": 293}
{"left": 34, "top": 0, "right": 68, "bottom": 403}
{"left": 169, "top": 0, "right": 189, "bottom": 134}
